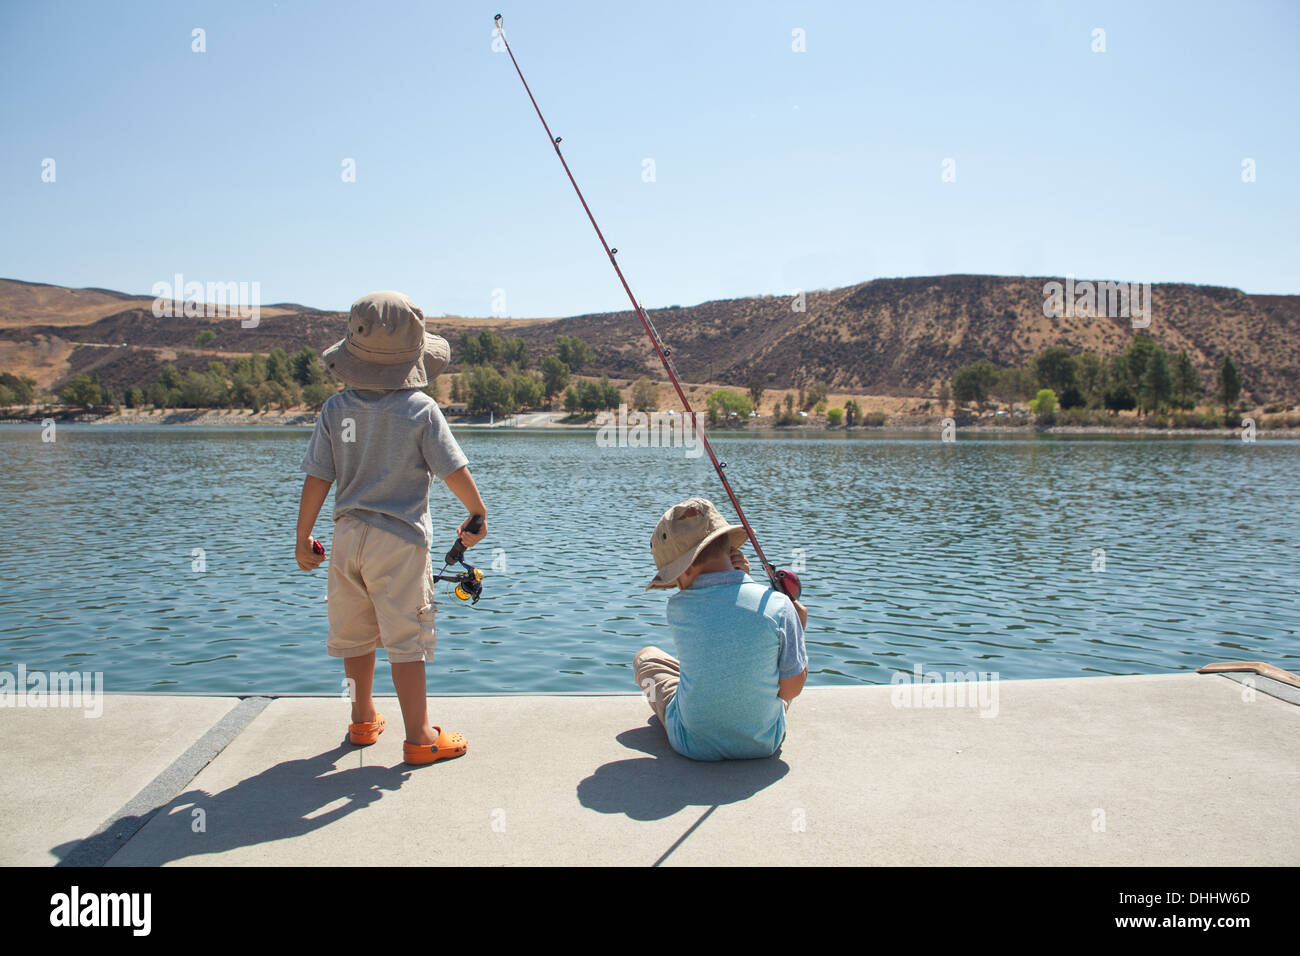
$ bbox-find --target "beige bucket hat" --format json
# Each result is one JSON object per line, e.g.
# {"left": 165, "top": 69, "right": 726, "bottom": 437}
{"left": 645, "top": 497, "right": 748, "bottom": 590}
{"left": 321, "top": 290, "right": 451, "bottom": 389}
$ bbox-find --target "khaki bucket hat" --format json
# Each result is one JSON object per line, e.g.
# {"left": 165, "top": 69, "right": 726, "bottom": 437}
{"left": 645, "top": 497, "right": 748, "bottom": 590}
{"left": 321, "top": 290, "right": 451, "bottom": 390}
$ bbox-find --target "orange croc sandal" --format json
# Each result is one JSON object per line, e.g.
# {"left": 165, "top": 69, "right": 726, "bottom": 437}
{"left": 403, "top": 726, "right": 467, "bottom": 765}
{"left": 348, "top": 711, "right": 386, "bottom": 745}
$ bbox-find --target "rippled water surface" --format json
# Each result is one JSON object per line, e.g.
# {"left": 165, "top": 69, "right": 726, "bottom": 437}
{"left": 1, "top": 425, "right": 1296, "bottom": 693}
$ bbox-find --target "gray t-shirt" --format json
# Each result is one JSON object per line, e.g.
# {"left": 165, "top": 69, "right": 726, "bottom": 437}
{"left": 301, "top": 388, "right": 468, "bottom": 549}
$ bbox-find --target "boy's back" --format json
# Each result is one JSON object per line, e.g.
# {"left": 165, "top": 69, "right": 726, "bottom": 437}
{"left": 302, "top": 387, "right": 466, "bottom": 550}
{"left": 664, "top": 569, "right": 804, "bottom": 761}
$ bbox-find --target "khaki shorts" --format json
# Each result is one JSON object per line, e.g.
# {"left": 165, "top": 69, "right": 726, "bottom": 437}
{"left": 633, "top": 646, "right": 680, "bottom": 724}
{"left": 327, "top": 515, "right": 437, "bottom": 664}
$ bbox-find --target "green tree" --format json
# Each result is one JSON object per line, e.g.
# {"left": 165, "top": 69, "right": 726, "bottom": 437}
{"left": 1140, "top": 347, "right": 1172, "bottom": 414}
{"left": 1123, "top": 337, "right": 1160, "bottom": 411}
{"left": 194, "top": 329, "right": 217, "bottom": 347}
{"left": 1171, "top": 351, "right": 1200, "bottom": 410}
{"left": 1029, "top": 388, "right": 1057, "bottom": 417}
{"left": 179, "top": 370, "right": 227, "bottom": 407}
{"left": 706, "top": 388, "right": 752, "bottom": 424}
{"left": 302, "top": 383, "right": 335, "bottom": 408}
{"left": 477, "top": 329, "right": 503, "bottom": 365}
{"left": 827, "top": 407, "right": 844, "bottom": 426}
{"left": 123, "top": 386, "right": 144, "bottom": 409}
{"left": 457, "top": 332, "right": 482, "bottom": 367}
{"left": 802, "top": 382, "right": 828, "bottom": 411}
{"left": 0, "top": 373, "right": 37, "bottom": 404}
{"left": 1218, "top": 355, "right": 1242, "bottom": 413}
{"left": 61, "top": 375, "right": 102, "bottom": 407}
{"left": 1032, "top": 346, "right": 1078, "bottom": 396}
{"left": 844, "top": 399, "right": 860, "bottom": 426}
{"left": 577, "top": 379, "right": 604, "bottom": 413}
{"left": 266, "top": 348, "right": 293, "bottom": 387}
{"left": 540, "top": 356, "right": 571, "bottom": 402}
{"left": 555, "top": 335, "right": 595, "bottom": 373}
{"left": 509, "top": 370, "right": 544, "bottom": 409}
{"left": 465, "top": 364, "right": 514, "bottom": 416}
{"left": 747, "top": 379, "right": 765, "bottom": 412}
{"left": 449, "top": 374, "right": 464, "bottom": 403}
{"left": 149, "top": 382, "right": 177, "bottom": 408}
{"left": 160, "top": 364, "right": 182, "bottom": 390}
{"left": 598, "top": 375, "right": 622, "bottom": 410}
{"left": 630, "top": 376, "right": 658, "bottom": 411}
{"left": 952, "top": 359, "right": 999, "bottom": 407}
{"left": 562, "top": 386, "right": 580, "bottom": 415}
{"left": 1074, "top": 353, "right": 1105, "bottom": 407}
{"left": 0, "top": 384, "right": 15, "bottom": 407}
{"left": 501, "top": 335, "right": 529, "bottom": 369}
{"left": 291, "top": 348, "right": 325, "bottom": 386}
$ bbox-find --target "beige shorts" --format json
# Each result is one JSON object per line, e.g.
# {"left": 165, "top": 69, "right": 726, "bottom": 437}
{"left": 633, "top": 646, "right": 680, "bottom": 724}
{"left": 327, "top": 515, "right": 437, "bottom": 664}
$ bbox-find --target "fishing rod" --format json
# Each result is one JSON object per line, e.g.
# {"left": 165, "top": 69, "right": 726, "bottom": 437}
{"left": 494, "top": 13, "right": 800, "bottom": 601}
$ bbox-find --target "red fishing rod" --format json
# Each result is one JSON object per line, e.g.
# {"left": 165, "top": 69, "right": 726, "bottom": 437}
{"left": 494, "top": 13, "right": 800, "bottom": 600}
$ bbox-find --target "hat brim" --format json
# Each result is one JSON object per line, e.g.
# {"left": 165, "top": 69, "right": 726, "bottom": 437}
{"left": 322, "top": 332, "right": 450, "bottom": 390}
{"left": 645, "top": 525, "right": 748, "bottom": 590}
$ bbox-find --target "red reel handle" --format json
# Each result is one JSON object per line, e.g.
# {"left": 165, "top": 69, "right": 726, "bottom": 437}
{"left": 311, "top": 539, "right": 325, "bottom": 556}
{"left": 775, "top": 569, "right": 801, "bottom": 602}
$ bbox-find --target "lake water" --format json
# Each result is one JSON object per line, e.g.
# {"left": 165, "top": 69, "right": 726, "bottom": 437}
{"left": 1, "top": 425, "right": 1297, "bottom": 694}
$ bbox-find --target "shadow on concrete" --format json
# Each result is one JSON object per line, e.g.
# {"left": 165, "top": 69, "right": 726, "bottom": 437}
{"left": 576, "top": 721, "right": 789, "bottom": 822}
{"left": 52, "top": 743, "right": 410, "bottom": 866}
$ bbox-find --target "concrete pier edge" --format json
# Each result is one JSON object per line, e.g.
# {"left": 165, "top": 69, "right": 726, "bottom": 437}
{"left": 9, "top": 669, "right": 1296, "bottom": 867}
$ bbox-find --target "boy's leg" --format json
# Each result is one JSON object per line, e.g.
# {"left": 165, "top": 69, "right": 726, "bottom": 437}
{"left": 391, "top": 660, "right": 439, "bottom": 746}
{"left": 344, "top": 651, "right": 377, "bottom": 724}
{"left": 364, "top": 526, "right": 447, "bottom": 747}
{"left": 328, "top": 517, "right": 384, "bottom": 710}
{"left": 633, "top": 646, "right": 680, "bottom": 725}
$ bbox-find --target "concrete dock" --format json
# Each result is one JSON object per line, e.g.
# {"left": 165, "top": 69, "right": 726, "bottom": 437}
{"left": 2, "top": 672, "right": 1296, "bottom": 866}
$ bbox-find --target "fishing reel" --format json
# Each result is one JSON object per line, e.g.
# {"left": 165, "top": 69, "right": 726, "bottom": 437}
{"left": 434, "top": 562, "right": 484, "bottom": 605}
{"left": 432, "top": 515, "right": 486, "bottom": 606}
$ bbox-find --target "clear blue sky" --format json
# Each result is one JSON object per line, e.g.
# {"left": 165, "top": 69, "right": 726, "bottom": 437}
{"left": 1, "top": 0, "right": 1296, "bottom": 317}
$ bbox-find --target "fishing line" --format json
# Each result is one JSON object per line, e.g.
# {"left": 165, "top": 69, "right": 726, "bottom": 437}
{"left": 493, "top": 13, "right": 800, "bottom": 600}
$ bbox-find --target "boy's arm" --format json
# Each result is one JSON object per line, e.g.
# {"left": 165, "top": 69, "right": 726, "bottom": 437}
{"left": 776, "top": 597, "right": 809, "bottom": 702}
{"left": 444, "top": 464, "right": 487, "bottom": 548}
{"left": 778, "top": 668, "right": 808, "bottom": 702}
{"left": 296, "top": 475, "right": 332, "bottom": 570}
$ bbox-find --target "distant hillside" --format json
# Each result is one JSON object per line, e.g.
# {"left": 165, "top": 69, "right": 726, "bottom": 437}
{"left": 1, "top": 275, "right": 1297, "bottom": 402}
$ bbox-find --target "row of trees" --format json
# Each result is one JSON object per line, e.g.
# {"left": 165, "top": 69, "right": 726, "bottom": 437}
{"left": 127, "top": 348, "right": 337, "bottom": 411}
{"left": 449, "top": 334, "right": 604, "bottom": 417}
{"left": 950, "top": 340, "right": 1244, "bottom": 415}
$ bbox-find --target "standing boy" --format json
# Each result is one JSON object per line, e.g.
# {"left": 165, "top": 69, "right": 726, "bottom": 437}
{"left": 295, "top": 290, "right": 485, "bottom": 765}
{"left": 635, "top": 497, "right": 809, "bottom": 761}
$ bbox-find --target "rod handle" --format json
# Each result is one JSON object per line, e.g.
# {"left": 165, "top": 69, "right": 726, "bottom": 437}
{"left": 445, "top": 514, "right": 485, "bottom": 565}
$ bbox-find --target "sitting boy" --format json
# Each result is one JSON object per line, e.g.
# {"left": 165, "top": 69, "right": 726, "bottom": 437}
{"left": 634, "top": 497, "right": 808, "bottom": 760}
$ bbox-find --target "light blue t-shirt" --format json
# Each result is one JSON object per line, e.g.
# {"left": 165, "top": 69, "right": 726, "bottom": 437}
{"left": 663, "top": 570, "right": 808, "bottom": 761}
{"left": 300, "top": 388, "right": 468, "bottom": 549}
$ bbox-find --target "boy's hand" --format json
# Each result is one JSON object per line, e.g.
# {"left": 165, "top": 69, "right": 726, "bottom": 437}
{"left": 792, "top": 599, "right": 808, "bottom": 630}
{"left": 457, "top": 514, "right": 487, "bottom": 549}
{"left": 296, "top": 537, "right": 326, "bottom": 571}
{"left": 729, "top": 547, "right": 750, "bottom": 572}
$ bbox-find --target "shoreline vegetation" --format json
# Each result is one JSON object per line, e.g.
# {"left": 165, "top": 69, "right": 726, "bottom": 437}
{"left": 4, "top": 331, "right": 1298, "bottom": 434}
